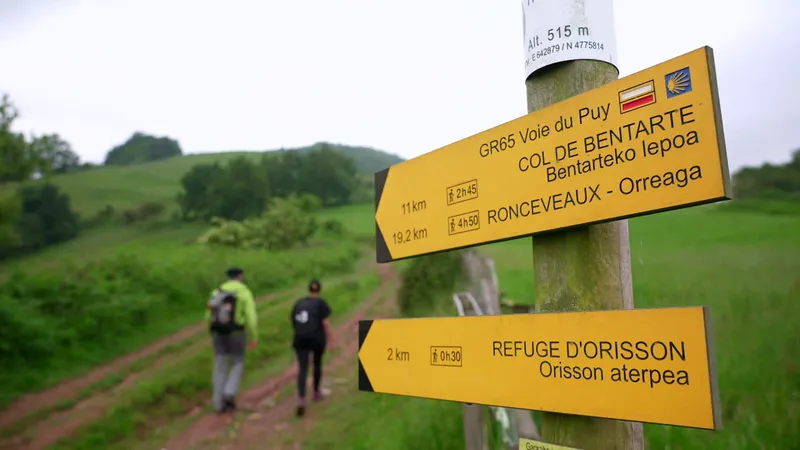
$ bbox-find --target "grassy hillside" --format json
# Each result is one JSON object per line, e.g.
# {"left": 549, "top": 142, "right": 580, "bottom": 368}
{"left": 0, "top": 143, "right": 403, "bottom": 217}
{"left": 0, "top": 204, "right": 378, "bottom": 276}
{"left": 0, "top": 201, "right": 378, "bottom": 406}
{"left": 1, "top": 195, "right": 799, "bottom": 448}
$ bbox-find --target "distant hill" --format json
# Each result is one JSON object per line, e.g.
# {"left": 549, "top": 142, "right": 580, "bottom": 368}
{"left": 276, "top": 142, "right": 404, "bottom": 174}
{"left": 1, "top": 143, "right": 404, "bottom": 217}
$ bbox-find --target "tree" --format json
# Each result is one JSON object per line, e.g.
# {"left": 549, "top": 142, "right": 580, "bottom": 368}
{"left": 0, "top": 194, "right": 21, "bottom": 249}
{"left": 104, "top": 132, "right": 182, "bottom": 166}
{"left": 178, "top": 157, "right": 271, "bottom": 221}
{"left": 177, "top": 162, "right": 225, "bottom": 220}
{"left": 0, "top": 94, "right": 82, "bottom": 260}
{"left": 262, "top": 144, "right": 359, "bottom": 207}
{"left": 1, "top": 94, "right": 82, "bottom": 181}
{"left": 789, "top": 148, "right": 800, "bottom": 171}
{"left": 0, "top": 95, "right": 31, "bottom": 251}
{"left": 178, "top": 147, "right": 361, "bottom": 223}
{"left": 262, "top": 151, "right": 305, "bottom": 198}
{"left": 0, "top": 94, "right": 40, "bottom": 183}
{"left": 29, "top": 133, "right": 81, "bottom": 175}
{"left": 297, "top": 144, "right": 359, "bottom": 206}
{"left": 207, "top": 156, "right": 271, "bottom": 221}
{"left": 15, "top": 183, "right": 80, "bottom": 252}
{"left": 732, "top": 149, "right": 800, "bottom": 199}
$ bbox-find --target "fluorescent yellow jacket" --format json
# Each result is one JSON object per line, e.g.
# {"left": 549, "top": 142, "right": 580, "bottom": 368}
{"left": 205, "top": 280, "right": 258, "bottom": 342}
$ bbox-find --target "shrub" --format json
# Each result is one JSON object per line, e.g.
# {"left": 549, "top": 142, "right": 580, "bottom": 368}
{"left": 121, "top": 202, "right": 166, "bottom": 225}
{"left": 397, "top": 251, "right": 463, "bottom": 316}
{"left": 321, "top": 218, "right": 345, "bottom": 237}
{"left": 198, "top": 196, "right": 318, "bottom": 250}
{"left": 82, "top": 204, "right": 116, "bottom": 228}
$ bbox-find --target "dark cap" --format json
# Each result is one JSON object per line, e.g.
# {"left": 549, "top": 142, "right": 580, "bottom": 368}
{"left": 308, "top": 279, "right": 321, "bottom": 293}
{"left": 226, "top": 267, "right": 244, "bottom": 278}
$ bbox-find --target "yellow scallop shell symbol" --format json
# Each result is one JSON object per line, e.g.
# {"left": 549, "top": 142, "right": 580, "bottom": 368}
{"left": 667, "top": 71, "right": 690, "bottom": 95}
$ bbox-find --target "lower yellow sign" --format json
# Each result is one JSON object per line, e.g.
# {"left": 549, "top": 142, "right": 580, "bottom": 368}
{"left": 358, "top": 306, "right": 721, "bottom": 430}
{"left": 519, "top": 438, "right": 580, "bottom": 450}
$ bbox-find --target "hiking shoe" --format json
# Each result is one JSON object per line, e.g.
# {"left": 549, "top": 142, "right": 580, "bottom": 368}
{"left": 222, "top": 397, "right": 237, "bottom": 413}
{"left": 313, "top": 391, "right": 323, "bottom": 402}
{"left": 296, "top": 398, "right": 306, "bottom": 417}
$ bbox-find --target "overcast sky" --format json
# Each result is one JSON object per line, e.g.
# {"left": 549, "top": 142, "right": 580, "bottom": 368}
{"left": 1, "top": 0, "right": 798, "bottom": 171}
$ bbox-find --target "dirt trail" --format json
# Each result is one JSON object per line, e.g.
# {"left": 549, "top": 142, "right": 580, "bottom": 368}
{"left": 163, "top": 263, "right": 398, "bottom": 450}
{"left": 0, "top": 255, "right": 375, "bottom": 435}
{"left": 231, "top": 323, "right": 365, "bottom": 450}
{"left": 228, "top": 278, "right": 399, "bottom": 450}
{"left": 4, "top": 344, "right": 209, "bottom": 450}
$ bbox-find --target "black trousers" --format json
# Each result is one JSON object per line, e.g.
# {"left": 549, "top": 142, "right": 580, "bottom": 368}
{"left": 293, "top": 337, "right": 326, "bottom": 399}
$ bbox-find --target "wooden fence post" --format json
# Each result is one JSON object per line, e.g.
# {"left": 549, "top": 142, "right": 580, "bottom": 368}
{"left": 462, "top": 404, "right": 490, "bottom": 450}
{"left": 459, "top": 252, "right": 542, "bottom": 448}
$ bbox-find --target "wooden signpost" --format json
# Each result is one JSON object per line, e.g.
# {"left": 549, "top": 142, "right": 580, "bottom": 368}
{"left": 362, "top": 4, "right": 730, "bottom": 447}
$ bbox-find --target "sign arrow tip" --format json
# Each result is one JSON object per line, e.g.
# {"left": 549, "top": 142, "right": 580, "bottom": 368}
{"left": 373, "top": 168, "right": 393, "bottom": 263}
{"left": 375, "top": 223, "right": 391, "bottom": 263}
{"left": 358, "top": 320, "right": 375, "bottom": 392}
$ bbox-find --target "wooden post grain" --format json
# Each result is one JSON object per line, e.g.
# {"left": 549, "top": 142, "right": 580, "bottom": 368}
{"left": 525, "top": 62, "right": 646, "bottom": 449}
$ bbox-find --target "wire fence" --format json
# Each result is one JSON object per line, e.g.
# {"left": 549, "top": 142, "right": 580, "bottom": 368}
{"left": 453, "top": 249, "right": 540, "bottom": 450}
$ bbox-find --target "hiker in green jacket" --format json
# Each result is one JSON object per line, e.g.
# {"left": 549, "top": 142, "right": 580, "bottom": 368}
{"left": 205, "top": 267, "right": 258, "bottom": 413}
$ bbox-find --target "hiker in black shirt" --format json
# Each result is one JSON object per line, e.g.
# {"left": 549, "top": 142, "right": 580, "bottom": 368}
{"left": 290, "top": 279, "right": 333, "bottom": 417}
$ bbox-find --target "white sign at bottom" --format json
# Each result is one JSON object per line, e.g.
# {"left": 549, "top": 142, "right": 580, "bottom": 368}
{"left": 522, "top": 0, "right": 618, "bottom": 78}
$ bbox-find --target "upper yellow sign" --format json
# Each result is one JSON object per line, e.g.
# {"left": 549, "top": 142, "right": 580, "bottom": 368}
{"left": 357, "top": 306, "right": 721, "bottom": 430}
{"left": 374, "top": 46, "right": 730, "bottom": 262}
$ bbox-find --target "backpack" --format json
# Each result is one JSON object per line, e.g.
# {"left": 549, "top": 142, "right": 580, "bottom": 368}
{"left": 293, "top": 298, "right": 321, "bottom": 339}
{"left": 207, "top": 286, "right": 243, "bottom": 333}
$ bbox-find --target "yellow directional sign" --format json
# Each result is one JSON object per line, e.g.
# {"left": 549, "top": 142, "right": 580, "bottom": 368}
{"left": 357, "top": 306, "right": 721, "bottom": 430}
{"left": 374, "top": 46, "right": 730, "bottom": 262}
